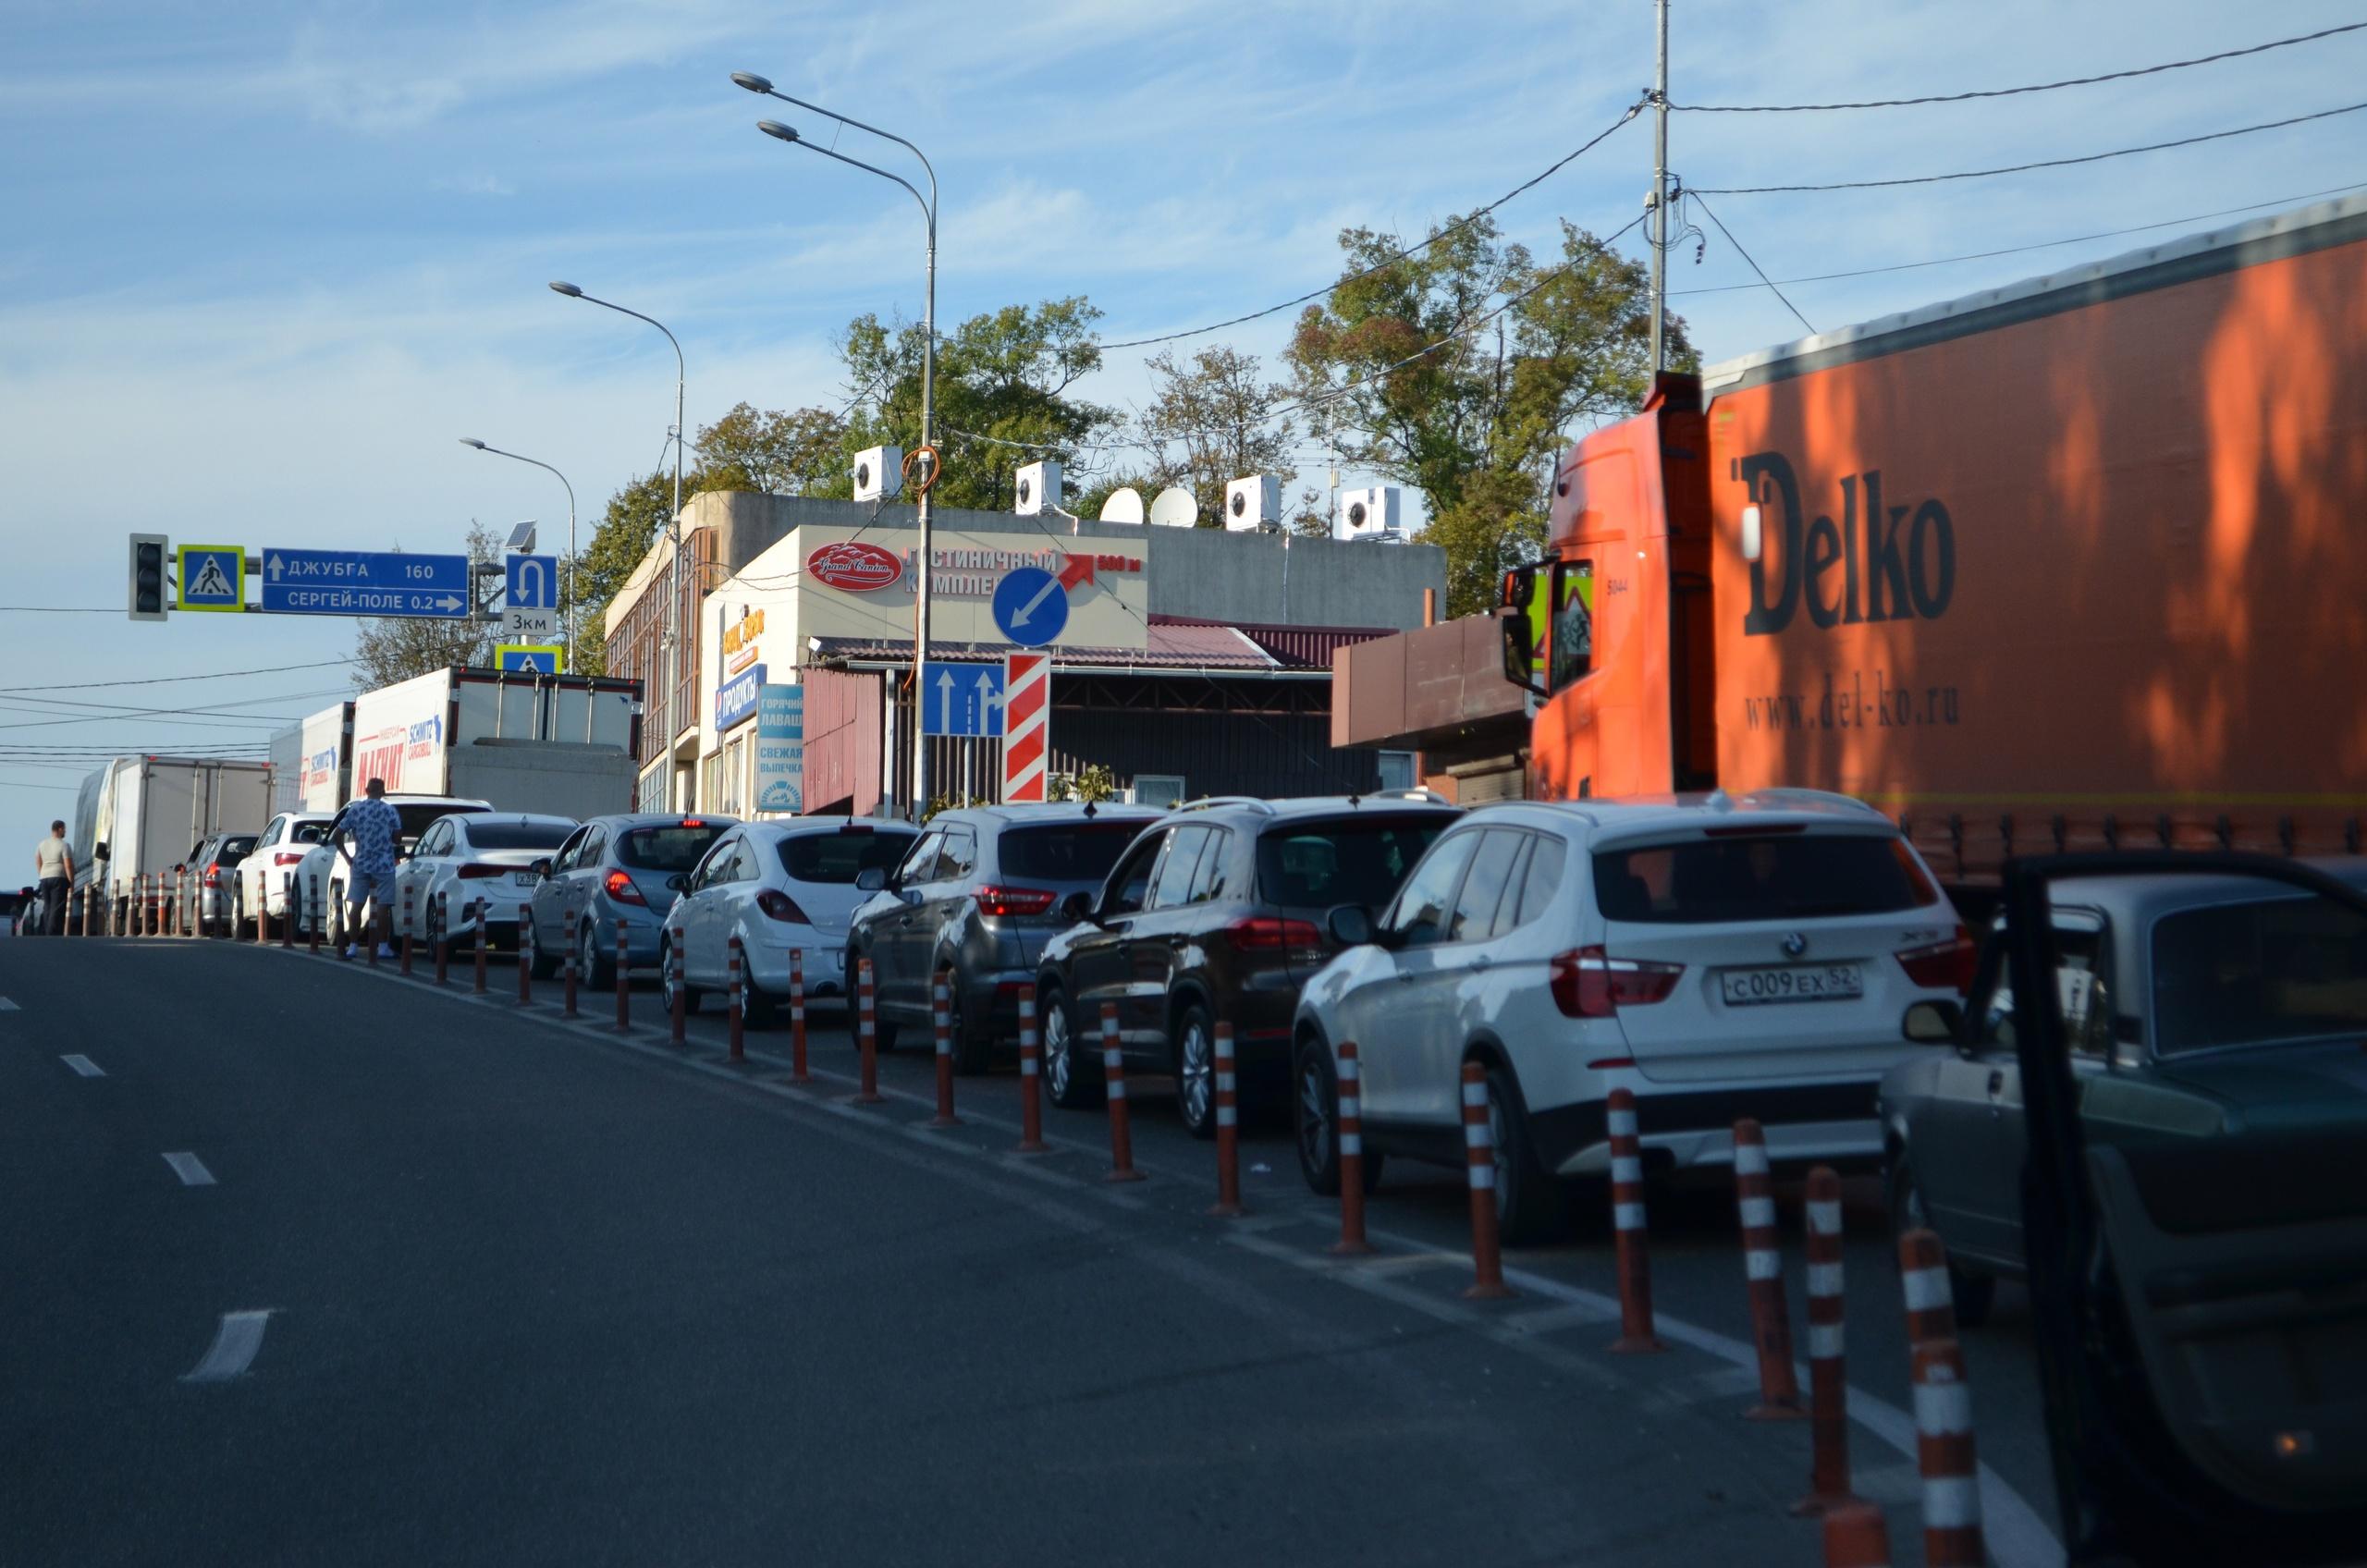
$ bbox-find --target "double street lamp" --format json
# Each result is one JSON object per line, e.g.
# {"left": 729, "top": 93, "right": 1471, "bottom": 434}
{"left": 734, "top": 70, "right": 939, "bottom": 817}
{"left": 549, "top": 282, "right": 688, "bottom": 805}
{"left": 458, "top": 437, "right": 576, "bottom": 665}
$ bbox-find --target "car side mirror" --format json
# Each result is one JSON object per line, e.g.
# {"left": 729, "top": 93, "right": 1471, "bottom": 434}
{"left": 855, "top": 867, "right": 887, "bottom": 892}
{"left": 1060, "top": 889, "right": 1098, "bottom": 925}
{"left": 665, "top": 872, "right": 687, "bottom": 892}
{"left": 530, "top": 858, "right": 554, "bottom": 878}
{"left": 1326, "top": 903, "right": 1372, "bottom": 948}
{"left": 1902, "top": 998, "right": 1963, "bottom": 1044}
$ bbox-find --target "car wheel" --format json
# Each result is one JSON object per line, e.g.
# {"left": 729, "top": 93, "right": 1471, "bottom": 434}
{"left": 229, "top": 883, "right": 247, "bottom": 941}
{"left": 1041, "top": 986, "right": 1099, "bottom": 1109}
{"left": 1173, "top": 1001, "right": 1218, "bottom": 1141}
{"left": 522, "top": 917, "right": 559, "bottom": 981}
{"left": 1487, "top": 1064, "right": 1564, "bottom": 1245}
{"left": 661, "top": 936, "right": 700, "bottom": 1018}
{"left": 1886, "top": 1157, "right": 1998, "bottom": 1329}
{"left": 1293, "top": 1038, "right": 1385, "bottom": 1195}
{"left": 328, "top": 889, "right": 348, "bottom": 950}
{"left": 581, "top": 920, "right": 614, "bottom": 990}
{"left": 948, "top": 981, "right": 991, "bottom": 1075}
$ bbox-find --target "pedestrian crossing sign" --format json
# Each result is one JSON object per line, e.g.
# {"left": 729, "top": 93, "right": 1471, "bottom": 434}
{"left": 176, "top": 545, "right": 245, "bottom": 612}
{"left": 497, "top": 643, "right": 565, "bottom": 676}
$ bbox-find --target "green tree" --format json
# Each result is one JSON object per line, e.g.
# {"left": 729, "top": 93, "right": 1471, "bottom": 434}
{"left": 698, "top": 401, "right": 848, "bottom": 496}
{"left": 839, "top": 297, "right": 1120, "bottom": 511}
{"left": 1136, "top": 344, "right": 1298, "bottom": 528}
{"left": 350, "top": 524, "right": 503, "bottom": 688}
{"left": 1286, "top": 213, "right": 1690, "bottom": 615}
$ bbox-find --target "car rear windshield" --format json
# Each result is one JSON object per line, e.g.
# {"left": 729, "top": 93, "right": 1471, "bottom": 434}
{"left": 779, "top": 828, "right": 914, "bottom": 884}
{"left": 292, "top": 822, "right": 333, "bottom": 844}
{"left": 1594, "top": 831, "right": 1935, "bottom": 924}
{"left": 467, "top": 823, "right": 574, "bottom": 851}
{"left": 999, "top": 822, "right": 1147, "bottom": 883}
{"left": 2152, "top": 895, "right": 2367, "bottom": 1055}
{"left": 619, "top": 825, "right": 729, "bottom": 872}
{"left": 217, "top": 836, "right": 257, "bottom": 863}
{"left": 1256, "top": 816, "right": 1448, "bottom": 909}
{"left": 396, "top": 804, "right": 482, "bottom": 840}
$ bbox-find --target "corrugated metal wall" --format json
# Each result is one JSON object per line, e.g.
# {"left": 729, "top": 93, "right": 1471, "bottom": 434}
{"left": 1050, "top": 704, "right": 1382, "bottom": 801}
{"left": 801, "top": 667, "right": 883, "bottom": 815}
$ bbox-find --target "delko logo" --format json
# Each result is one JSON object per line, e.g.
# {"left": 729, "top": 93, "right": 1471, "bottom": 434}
{"left": 1739, "top": 451, "right": 1956, "bottom": 636}
{"left": 806, "top": 541, "right": 903, "bottom": 594}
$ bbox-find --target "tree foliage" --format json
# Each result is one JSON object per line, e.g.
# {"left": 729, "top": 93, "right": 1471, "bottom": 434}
{"left": 840, "top": 297, "right": 1119, "bottom": 511}
{"left": 698, "top": 401, "right": 847, "bottom": 496}
{"left": 1135, "top": 345, "right": 1299, "bottom": 528}
{"left": 1286, "top": 213, "right": 1691, "bottom": 615}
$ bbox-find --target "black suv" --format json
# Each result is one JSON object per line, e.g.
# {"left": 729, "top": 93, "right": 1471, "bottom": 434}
{"left": 846, "top": 802, "right": 1163, "bottom": 1071}
{"left": 1035, "top": 793, "right": 1460, "bottom": 1137}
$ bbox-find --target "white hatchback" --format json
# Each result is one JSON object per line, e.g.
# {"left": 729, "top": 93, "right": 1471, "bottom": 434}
{"left": 234, "top": 811, "right": 336, "bottom": 934}
{"left": 1292, "top": 790, "right": 1972, "bottom": 1242}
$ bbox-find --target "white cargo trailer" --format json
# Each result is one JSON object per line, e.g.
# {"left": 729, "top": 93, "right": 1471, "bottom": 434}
{"left": 71, "top": 756, "right": 276, "bottom": 918}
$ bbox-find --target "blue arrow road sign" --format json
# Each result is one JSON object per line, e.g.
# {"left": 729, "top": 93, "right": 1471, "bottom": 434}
{"left": 991, "top": 565, "right": 1068, "bottom": 648}
{"left": 923, "top": 664, "right": 1006, "bottom": 738}
{"left": 506, "top": 554, "right": 558, "bottom": 609}
{"left": 259, "top": 547, "right": 472, "bottom": 619}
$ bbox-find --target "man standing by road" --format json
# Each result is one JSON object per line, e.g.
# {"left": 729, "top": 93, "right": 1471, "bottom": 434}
{"left": 33, "top": 820, "right": 72, "bottom": 936}
{"left": 338, "top": 778, "right": 402, "bottom": 961}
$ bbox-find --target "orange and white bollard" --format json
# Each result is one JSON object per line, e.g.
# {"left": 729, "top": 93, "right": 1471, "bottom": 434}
{"left": 668, "top": 922, "right": 688, "bottom": 1047}
{"left": 613, "top": 919, "right": 631, "bottom": 1031}
{"left": 561, "top": 908, "right": 580, "bottom": 1018}
{"left": 787, "top": 949, "right": 809, "bottom": 1083}
{"left": 726, "top": 937, "right": 745, "bottom": 1061}
{"left": 852, "top": 957, "right": 884, "bottom": 1105}
{"left": 1014, "top": 984, "right": 1048, "bottom": 1154}
{"left": 307, "top": 875, "right": 322, "bottom": 956}
{"left": 280, "top": 875, "right": 296, "bottom": 949}
{"left": 433, "top": 891, "right": 451, "bottom": 986}
{"left": 1331, "top": 1041, "right": 1374, "bottom": 1253}
{"left": 516, "top": 919, "right": 533, "bottom": 1007}
{"left": 1607, "top": 1087, "right": 1661, "bottom": 1350}
{"left": 471, "top": 899, "right": 488, "bottom": 994}
{"left": 1898, "top": 1229, "right": 1959, "bottom": 1353}
{"left": 1208, "top": 1021, "right": 1244, "bottom": 1217}
{"left": 1734, "top": 1118, "right": 1802, "bottom": 1417}
{"left": 1793, "top": 1165, "right": 1860, "bottom": 1516}
{"left": 1821, "top": 1501, "right": 1895, "bottom": 1568}
{"left": 1460, "top": 1062, "right": 1515, "bottom": 1300}
{"left": 1099, "top": 1001, "right": 1145, "bottom": 1182}
{"left": 1912, "top": 1341, "right": 1986, "bottom": 1567}
{"left": 930, "top": 973, "right": 962, "bottom": 1126}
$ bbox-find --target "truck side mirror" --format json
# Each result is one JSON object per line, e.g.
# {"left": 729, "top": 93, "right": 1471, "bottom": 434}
{"left": 1498, "top": 568, "right": 1549, "bottom": 698}
{"left": 93, "top": 841, "right": 110, "bottom": 862}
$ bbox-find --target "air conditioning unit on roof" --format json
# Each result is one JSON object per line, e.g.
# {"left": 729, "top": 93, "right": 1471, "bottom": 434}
{"left": 1336, "top": 485, "right": 1401, "bottom": 541}
{"left": 1015, "top": 459, "right": 1061, "bottom": 516}
{"left": 852, "top": 446, "right": 901, "bottom": 502}
{"left": 1225, "top": 474, "right": 1280, "bottom": 532}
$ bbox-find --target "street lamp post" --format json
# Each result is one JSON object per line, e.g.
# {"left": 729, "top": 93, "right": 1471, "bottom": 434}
{"left": 458, "top": 438, "right": 576, "bottom": 664}
{"left": 549, "top": 282, "right": 688, "bottom": 808}
{"left": 738, "top": 72, "right": 938, "bottom": 819}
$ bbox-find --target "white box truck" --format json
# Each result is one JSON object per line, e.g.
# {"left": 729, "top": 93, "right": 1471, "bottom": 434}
{"left": 71, "top": 756, "right": 276, "bottom": 923}
{"left": 343, "top": 668, "right": 640, "bottom": 818}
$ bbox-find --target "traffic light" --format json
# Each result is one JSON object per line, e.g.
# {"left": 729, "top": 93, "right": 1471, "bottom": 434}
{"left": 129, "top": 533, "right": 168, "bottom": 621}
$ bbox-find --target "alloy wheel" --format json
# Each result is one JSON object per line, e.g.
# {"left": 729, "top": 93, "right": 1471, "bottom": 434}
{"left": 1043, "top": 1002, "right": 1072, "bottom": 1100}
{"left": 1177, "top": 1017, "right": 1214, "bottom": 1129}
{"left": 1298, "top": 1057, "right": 1333, "bottom": 1176}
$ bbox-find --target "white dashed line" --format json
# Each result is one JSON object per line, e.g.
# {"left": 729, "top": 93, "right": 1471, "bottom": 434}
{"left": 61, "top": 1054, "right": 104, "bottom": 1077}
{"left": 181, "top": 1310, "right": 272, "bottom": 1382}
{"left": 0, "top": 997, "right": 19, "bottom": 1011}
{"left": 162, "top": 1152, "right": 215, "bottom": 1186}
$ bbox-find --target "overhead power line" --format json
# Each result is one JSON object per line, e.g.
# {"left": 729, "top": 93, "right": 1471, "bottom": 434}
{"left": 1676, "top": 20, "right": 2367, "bottom": 112}
{"left": 1093, "top": 100, "right": 1647, "bottom": 351}
{"left": 1694, "top": 99, "right": 2367, "bottom": 194}
{"left": 0, "top": 656, "right": 356, "bottom": 696}
{"left": 1668, "top": 178, "right": 2367, "bottom": 297}
{"left": 1688, "top": 196, "right": 1814, "bottom": 333}
{"left": 0, "top": 606, "right": 129, "bottom": 614}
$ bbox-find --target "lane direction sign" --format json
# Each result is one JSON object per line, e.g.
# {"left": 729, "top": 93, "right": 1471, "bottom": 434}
{"left": 923, "top": 663, "right": 1006, "bottom": 737}
{"left": 176, "top": 545, "right": 245, "bottom": 612}
{"left": 991, "top": 565, "right": 1068, "bottom": 647}
{"left": 260, "top": 547, "right": 472, "bottom": 619}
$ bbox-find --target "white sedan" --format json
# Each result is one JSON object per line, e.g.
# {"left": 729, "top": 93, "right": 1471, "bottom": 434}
{"left": 663, "top": 817, "right": 916, "bottom": 1025}
{"left": 234, "top": 811, "right": 336, "bottom": 935}
{"left": 392, "top": 812, "right": 578, "bottom": 950}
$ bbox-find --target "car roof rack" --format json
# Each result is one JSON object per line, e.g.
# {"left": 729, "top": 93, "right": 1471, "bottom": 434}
{"left": 1175, "top": 795, "right": 1277, "bottom": 815}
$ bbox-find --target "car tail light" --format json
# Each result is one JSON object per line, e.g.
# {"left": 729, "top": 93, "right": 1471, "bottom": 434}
{"left": 458, "top": 863, "right": 508, "bottom": 880}
{"left": 202, "top": 862, "right": 222, "bottom": 888}
{"left": 1224, "top": 915, "right": 1324, "bottom": 951}
{"left": 1550, "top": 946, "right": 1684, "bottom": 1017}
{"left": 1895, "top": 926, "right": 1977, "bottom": 993}
{"left": 604, "top": 868, "right": 648, "bottom": 906}
{"left": 975, "top": 885, "right": 1056, "bottom": 918}
{"left": 755, "top": 888, "right": 811, "bottom": 924}
{"left": 680, "top": 818, "right": 705, "bottom": 828}
{"left": 273, "top": 851, "right": 306, "bottom": 866}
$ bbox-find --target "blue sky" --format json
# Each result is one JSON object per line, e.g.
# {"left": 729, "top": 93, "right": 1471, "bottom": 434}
{"left": 5, "top": 0, "right": 2367, "bottom": 841}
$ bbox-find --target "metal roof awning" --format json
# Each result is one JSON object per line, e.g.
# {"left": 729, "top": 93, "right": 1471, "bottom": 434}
{"left": 808, "top": 624, "right": 1334, "bottom": 681}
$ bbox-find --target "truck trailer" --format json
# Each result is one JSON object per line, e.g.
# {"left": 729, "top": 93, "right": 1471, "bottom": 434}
{"left": 342, "top": 667, "right": 643, "bottom": 820}
{"left": 70, "top": 756, "right": 276, "bottom": 918}
{"left": 1504, "top": 195, "right": 2367, "bottom": 881}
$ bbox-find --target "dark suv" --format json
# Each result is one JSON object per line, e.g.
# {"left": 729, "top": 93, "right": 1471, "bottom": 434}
{"left": 1034, "top": 793, "right": 1460, "bottom": 1137}
{"left": 846, "top": 802, "right": 1163, "bottom": 1071}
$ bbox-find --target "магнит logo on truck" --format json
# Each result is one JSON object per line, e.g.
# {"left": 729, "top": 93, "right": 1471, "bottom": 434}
{"left": 1737, "top": 451, "right": 1955, "bottom": 635}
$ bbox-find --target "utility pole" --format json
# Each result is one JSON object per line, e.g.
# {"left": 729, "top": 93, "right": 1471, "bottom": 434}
{"left": 1650, "top": 0, "right": 1670, "bottom": 374}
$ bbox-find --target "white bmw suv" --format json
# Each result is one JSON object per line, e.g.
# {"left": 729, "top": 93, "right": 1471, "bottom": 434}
{"left": 1291, "top": 790, "right": 1972, "bottom": 1242}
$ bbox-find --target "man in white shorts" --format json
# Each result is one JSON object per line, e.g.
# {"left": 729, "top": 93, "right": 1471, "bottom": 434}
{"left": 338, "top": 778, "right": 403, "bottom": 961}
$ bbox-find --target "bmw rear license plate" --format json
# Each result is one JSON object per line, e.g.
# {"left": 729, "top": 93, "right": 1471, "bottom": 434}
{"left": 510, "top": 871, "right": 536, "bottom": 887}
{"left": 1720, "top": 963, "right": 1862, "bottom": 1006}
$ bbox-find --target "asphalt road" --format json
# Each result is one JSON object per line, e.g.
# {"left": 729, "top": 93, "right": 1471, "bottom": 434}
{"left": 0, "top": 936, "right": 2070, "bottom": 1567}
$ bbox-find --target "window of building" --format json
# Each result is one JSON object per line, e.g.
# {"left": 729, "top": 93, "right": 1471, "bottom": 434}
{"left": 1376, "top": 752, "right": 1417, "bottom": 792}
{"left": 1133, "top": 774, "right": 1186, "bottom": 810}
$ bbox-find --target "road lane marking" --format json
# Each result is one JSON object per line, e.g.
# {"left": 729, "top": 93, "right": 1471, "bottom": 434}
{"left": 61, "top": 1054, "right": 104, "bottom": 1077}
{"left": 0, "top": 997, "right": 19, "bottom": 1011}
{"left": 181, "top": 1310, "right": 271, "bottom": 1382}
{"left": 163, "top": 1152, "right": 215, "bottom": 1186}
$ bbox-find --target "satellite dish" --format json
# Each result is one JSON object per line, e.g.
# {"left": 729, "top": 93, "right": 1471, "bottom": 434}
{"left": 1098, "top": 486, "right": 1146, "bottom": 525}
{"left": 1148, "top": 486, "right": 1199, "bottom": 528}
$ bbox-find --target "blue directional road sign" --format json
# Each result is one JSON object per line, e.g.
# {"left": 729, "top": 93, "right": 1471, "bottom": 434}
{"left": 991, "top": 565, "right": 1068, "bottom": 648}
{"left": 922, "top": 663, "right": 1006, "bottom": 738}
{"left": 506, "top": 554, "right": 559, "bottom": 609}
{"left": 259, "top": 547, "right": 472, "bottom": 619}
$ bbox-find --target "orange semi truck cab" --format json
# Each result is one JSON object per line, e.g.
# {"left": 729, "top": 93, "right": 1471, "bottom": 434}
{"left": 1505, "top": 194, "right": 2367, "bottom": 880}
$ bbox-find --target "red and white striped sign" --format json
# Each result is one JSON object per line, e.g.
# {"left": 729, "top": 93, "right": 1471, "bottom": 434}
{"left": 1001, "top": 653, "right": 1050, "bottom": 802}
